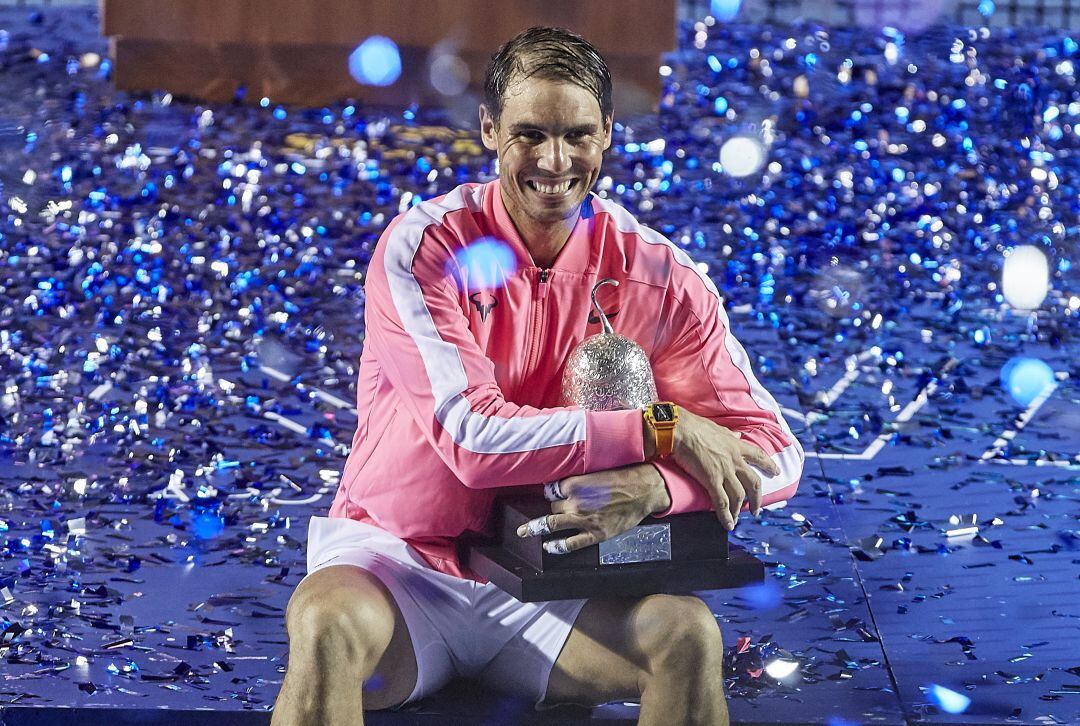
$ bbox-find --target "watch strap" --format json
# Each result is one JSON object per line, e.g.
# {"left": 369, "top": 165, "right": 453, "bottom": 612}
{"left": 653, "top": 421, "right": 675, "bottom": 458}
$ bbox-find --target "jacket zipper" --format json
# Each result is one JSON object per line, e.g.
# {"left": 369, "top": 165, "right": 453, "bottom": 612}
{"left": 523, "top": 268, "right": 551, "bottom": 381}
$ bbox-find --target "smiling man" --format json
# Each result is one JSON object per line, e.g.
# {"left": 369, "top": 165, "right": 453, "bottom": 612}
{"left": 271, "top": 27, "right": 803, "bottom": 726}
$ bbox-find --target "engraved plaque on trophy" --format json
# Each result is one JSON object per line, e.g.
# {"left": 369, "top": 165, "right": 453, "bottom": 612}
{"left": 467, "top": 280, "right": 764, "bottom": 602}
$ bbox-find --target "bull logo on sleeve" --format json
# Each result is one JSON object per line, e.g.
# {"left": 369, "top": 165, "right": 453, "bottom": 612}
{"left": 469, "top": 292, "right": 499, "bottom": 322}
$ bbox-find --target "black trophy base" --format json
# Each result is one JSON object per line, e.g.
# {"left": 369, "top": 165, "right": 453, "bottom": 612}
{"left": 465, "top": 498, "right": 765, "bottom": 602}
{"left": 468, "top": 542, "right": 764, "bottom": 602}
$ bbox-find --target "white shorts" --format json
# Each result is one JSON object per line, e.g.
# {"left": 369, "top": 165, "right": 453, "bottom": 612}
{"left": 303, "top": 516, "right": 588, "bottom": 707}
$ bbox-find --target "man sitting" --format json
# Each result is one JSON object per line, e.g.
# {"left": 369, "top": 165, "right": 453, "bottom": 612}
{"left": 272, "top": 26, "right": 803, "bottom": 726}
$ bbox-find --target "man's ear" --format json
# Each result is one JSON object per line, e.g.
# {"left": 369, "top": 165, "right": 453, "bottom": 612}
{"left": 479, "top": 104, "right": 499, "bottom": 152}
{"left": 602, "top": 113, "right": 614, "bottom": 151}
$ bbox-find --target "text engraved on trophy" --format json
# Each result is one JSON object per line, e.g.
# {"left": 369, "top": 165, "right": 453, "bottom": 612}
{"left": 598, "top": 523, "right": 672, "bottom": 565}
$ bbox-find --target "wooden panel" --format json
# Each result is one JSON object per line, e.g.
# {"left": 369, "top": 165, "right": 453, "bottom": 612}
{"left": 109, "top": 39, "right": 665, "bottom": 114}
{"left": 101, "top": 0, "right": 675, "bottom": 55}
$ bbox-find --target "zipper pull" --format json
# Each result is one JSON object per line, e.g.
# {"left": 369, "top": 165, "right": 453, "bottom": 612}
{"left": 537, "top": 269, "right": 551, "bottom": 300}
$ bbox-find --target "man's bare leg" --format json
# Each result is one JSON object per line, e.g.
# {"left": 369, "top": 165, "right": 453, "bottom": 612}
{"left": 271, "top": 565, "right": 418, "bottom": 726}
{"left": 540, "top": 594, "right": 729, "bottom": 725}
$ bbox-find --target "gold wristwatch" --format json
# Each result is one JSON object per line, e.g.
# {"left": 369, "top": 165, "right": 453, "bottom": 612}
{"left": 643, "top": 402, "right": 678, "bottom": 460}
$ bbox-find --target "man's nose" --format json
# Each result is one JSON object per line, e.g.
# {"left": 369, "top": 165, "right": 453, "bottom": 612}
{"left": 537, "top": 138, "right": 572, "bottom": 174}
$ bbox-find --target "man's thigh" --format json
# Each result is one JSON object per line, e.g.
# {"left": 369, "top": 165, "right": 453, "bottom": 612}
{"left": 289, "top": 565, "right": 419, "bottom": 710}
{"left": 541, "top": 594, "right": 719, "bottom": 707}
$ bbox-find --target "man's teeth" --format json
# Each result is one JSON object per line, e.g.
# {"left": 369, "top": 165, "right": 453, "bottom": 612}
{"left": 532, "top": 180, "right": 573, "bottom": 194}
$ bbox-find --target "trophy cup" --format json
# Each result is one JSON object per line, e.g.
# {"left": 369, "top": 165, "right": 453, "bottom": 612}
{"left": 467, "top": 280, "right": 764, "bottom": 602}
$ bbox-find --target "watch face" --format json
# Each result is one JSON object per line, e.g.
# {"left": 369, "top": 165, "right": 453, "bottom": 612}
{"left": 652, "top": 404, "right": 675, "bottom": 422}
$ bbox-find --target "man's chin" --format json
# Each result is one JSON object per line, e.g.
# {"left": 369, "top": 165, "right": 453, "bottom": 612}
{"left": 524, "top": 205, "right": 581, "bottom": 225}
{"left": 525, "top": 194, "right": 587, "bottom": 218}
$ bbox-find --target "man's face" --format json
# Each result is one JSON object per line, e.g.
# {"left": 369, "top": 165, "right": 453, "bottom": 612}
{"left": 480, "top": 76, "right": 612, "bottom": 229}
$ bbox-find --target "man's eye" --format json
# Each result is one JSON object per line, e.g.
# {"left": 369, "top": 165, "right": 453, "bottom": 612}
{"left": 520, "top": 131, "right": 543, "bottom": 141}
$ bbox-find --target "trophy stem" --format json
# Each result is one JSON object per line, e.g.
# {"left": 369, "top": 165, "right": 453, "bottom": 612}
{"left": 591, "top": 278, "right": 619, "bottom": 335}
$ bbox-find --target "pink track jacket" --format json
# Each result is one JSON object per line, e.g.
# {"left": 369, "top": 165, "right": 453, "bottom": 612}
{"left": 329, "top": 180, "right": 804, "bottom": 579}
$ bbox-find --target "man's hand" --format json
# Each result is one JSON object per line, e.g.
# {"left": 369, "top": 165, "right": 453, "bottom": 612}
{"left": 670, "top": 409, "right": 781, "bottom": 530}
{"left": 517, "top": 464, "right": 670, "bottom": 554}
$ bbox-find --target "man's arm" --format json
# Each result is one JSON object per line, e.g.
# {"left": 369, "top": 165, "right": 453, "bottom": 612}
{"left": 364, "top": 197, "right": 647, "bottom": 490}
{"left": 649, "top": 287, "right": 804, "bottom": 518}
{"left": 521, "top": 304, "right": 803, "bottom": 551}
{"left": 524, "top": 410, "right": 786, "bottom": 553}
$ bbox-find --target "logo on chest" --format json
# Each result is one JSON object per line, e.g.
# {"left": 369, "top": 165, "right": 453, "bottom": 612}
{"left": 588, "top": 308, "right": 619, "bottom": 325}
{"left": 469, "top": 292, "right": 499, "bottom": 322}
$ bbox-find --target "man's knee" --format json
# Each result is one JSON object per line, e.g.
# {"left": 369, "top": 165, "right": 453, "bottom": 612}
{"left": 286, "top": 567, "right": 397, "bottom": 673}
{"left": 635, "top": 595, "right": 724, "bottom": 670}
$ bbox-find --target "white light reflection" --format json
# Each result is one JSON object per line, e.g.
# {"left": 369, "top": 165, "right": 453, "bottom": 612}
{"left": 1001, "top": 245, "right": 1049, "bottom": 310}
{"left": 764, "top": 658, "right": 799, "bottom": 679}
{"left": 430, "top": 53, "right": 469, "bottom": 96}
{"left": 719, "top": 136, "right": 766, "bottom": 177}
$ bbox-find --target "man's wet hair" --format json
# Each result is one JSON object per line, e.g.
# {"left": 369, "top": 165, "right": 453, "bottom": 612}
{"left": 483, "top": 26, "right": 613, "bottom": 125}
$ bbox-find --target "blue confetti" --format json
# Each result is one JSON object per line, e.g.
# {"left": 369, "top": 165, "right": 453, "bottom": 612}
{"left": 927, "top": 683, "right": 971, "bottom": 713}
{"left": 348, "top": 36, "right": 402, "bottom": 87}
{"left": 1000, "top": 358, "right": 1056, "bottom": 406}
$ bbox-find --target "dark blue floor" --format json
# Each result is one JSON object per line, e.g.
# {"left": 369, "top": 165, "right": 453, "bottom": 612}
{"left": 1, "top": 303, "right": 1074, "bottom": 724}
{"left": 0, "top": 6, "right": 1078, "bottom": 725}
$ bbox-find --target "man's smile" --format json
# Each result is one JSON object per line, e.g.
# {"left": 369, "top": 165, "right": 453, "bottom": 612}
{"left": 526, "top": 178, "right": 579, "bottom": 198}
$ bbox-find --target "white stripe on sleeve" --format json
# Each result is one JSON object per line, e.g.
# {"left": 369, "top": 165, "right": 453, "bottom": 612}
{"left": 383, "top": 183, "right": 588, "bottom": 455}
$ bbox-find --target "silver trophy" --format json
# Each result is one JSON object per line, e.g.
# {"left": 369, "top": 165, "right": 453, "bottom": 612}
{"left": 561, "top": 278, "right": 656, "bottom": 411}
